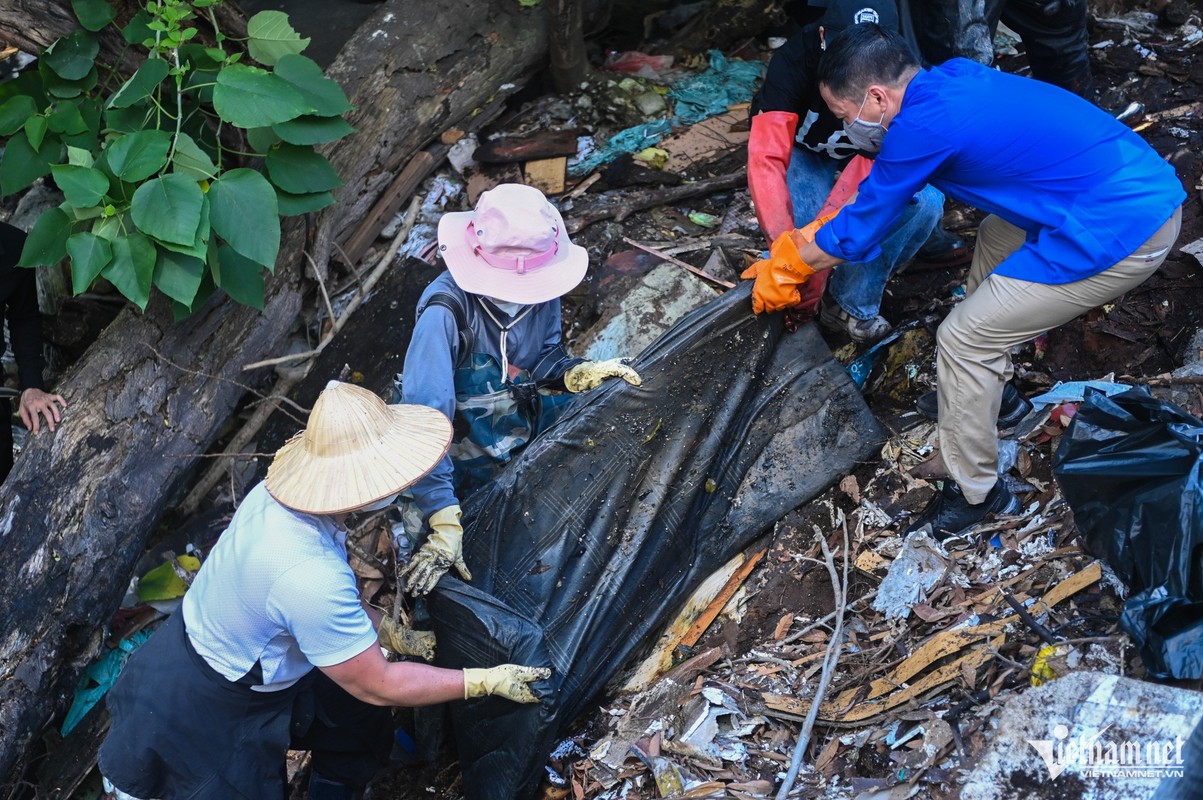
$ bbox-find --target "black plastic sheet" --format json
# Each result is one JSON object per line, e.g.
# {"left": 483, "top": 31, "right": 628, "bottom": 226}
{"left": 1052, "top": 387, "right": 1203, "bottom": 679}
{"left": 427, "top": 283, "right": 885, "bottom": 800}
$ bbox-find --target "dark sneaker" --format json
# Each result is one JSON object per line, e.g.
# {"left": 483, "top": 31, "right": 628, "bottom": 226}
{"left": 819, "top": 299, "right": 893, "bottom": 345}
{"left": 916, "top": 382, "right": 1033, "bottom": 429}
{"left": 902, "top": 480, "right": 1021, "bottom": 540}
{"left": 914, "top": 226, "right": 972, "bottom": 269}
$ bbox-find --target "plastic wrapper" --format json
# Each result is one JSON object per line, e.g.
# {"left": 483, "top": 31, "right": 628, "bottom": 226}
{"left": 427, "top": 283, "right": 885, "bottom": 799}
{"left": 1052, "top": 388, "right": 1203, "bottom": 679}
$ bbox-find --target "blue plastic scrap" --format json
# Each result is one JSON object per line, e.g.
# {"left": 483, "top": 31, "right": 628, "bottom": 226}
{"left": 1028, "top": 380, "right": 1133, "bottom": 407}
{"left": 569, "top": 50, "right": 764, "bottom": 176}
{"left": 61, "top": 628, "right": 154, "bottom": 736}
{"left": 670, "top": 50, "right": 765, "bottom": 125}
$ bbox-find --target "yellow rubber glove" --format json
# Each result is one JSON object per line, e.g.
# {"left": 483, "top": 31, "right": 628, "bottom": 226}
{"left": 463, "top": 664, "right": 552, "bottom": 703}
{"left": 564, "top": 359, "right": 642, "bottom": 393}
{"left": 398, "top": 505, "right": 471, "bottom": 596}
{"left": 741, "top": 215, "right": 833, "bottom": 315}
{"left": 377, "top": 617, "right": 437, "bottom": 661}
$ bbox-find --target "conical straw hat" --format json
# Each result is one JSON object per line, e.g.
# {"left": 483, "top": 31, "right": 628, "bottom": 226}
{"left": 266, "top": 380, "right": 452, "bottom": 514}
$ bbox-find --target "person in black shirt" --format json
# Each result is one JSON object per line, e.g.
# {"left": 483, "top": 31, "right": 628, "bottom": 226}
{"left": 748, "top": 0, "right": 963, "bottom": 344}
{"left": 1, "top": 220, "right": 66, "bottom": 482}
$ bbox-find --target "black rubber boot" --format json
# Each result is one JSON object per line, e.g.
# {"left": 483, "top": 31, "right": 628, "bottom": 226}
{"left": 903, "top": 480, "right": 1021, "bottom": 540}
{"left": 916, "top": 382, "right": 1033, "bottom": 429}
{"left": 914, "top": 225, "right": 972, "bottom": 268}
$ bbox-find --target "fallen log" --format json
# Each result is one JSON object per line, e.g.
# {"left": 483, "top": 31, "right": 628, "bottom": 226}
{"left": 0, "top": 0, "right": 584, "bottom": 784}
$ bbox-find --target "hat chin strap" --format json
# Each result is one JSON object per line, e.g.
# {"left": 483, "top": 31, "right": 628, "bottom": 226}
{"left": 467, "top": 222, "right": 559, "bottom": 275}
{"left": 476, "top": 298, "right": 534, "bottom": 380}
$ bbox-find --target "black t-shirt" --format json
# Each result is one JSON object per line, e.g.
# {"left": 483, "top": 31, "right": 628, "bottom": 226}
{"left": 750, "top": 24, "right": 865, "bottom": 161}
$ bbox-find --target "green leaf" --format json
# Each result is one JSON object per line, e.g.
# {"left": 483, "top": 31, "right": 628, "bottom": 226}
{"left": 24, "top": 115, "right": 48, "bottom": 150}
{"left": 158, "top": 195, "right": 210, "bottom": 259}
{"left": 0, "top": 69, "right": 48, "bottom": 110}
{"left": 246, "top": 11, "right": 310, "bottom": 66}
{"left": 102, "top": 232, "right": 156, "bottom": 310}
{"left": 131, "top": 174, "right": 204, "bottom": 246}
{"left": 18, "top": 207, "right": 73, "bottom": 267}
{"left": 92, "top": 211, "right": 127, "bottom": 242}
{"left": 105, "top": 129, "right": 171, "bottom": 182}
{"left": 47, "top": 100, "right": 88, "bottom": 135}
{"left": 153, "top": 248, "right": 205, "bottom": 305}
{"left": 208, "top": 168, "right": 279, "bottom": 269}
{"left": 272, "top": 54, "right": 351, "bottom": 117}
{"left": 108, "top": 58, "right": 170, "bottom": 109}
{"left": 213, "top": 244, "right": 265, "bottom": 309}
{"left": 72, "top": 0, "right": 117, "bottom": 31}
{"left": 245, "top": 126, "right": 280, "bottom": 154}
{"left": 52, "top": 164, "right": 110, "bottom": 207}
{"left": 276, "top": 188, "right": 335, "bottom": 217}
{"left": 104, "top": 104, "right": 151, "bottom": 136}
{"left": 0, "top": 96, "right": 37, "bottom": 136}
{"left": 264, "top": 144, "right": 340, "bottom": 194}
{"left": 65, "top": 232, "right": 112, "bottom": 293}
{"left": 213, "top": 64, "right": 308, "bottom": 128}
{"left": 41, "top": 61, "right": 98, "bottom": 99}
{"left": 121, "top": 10, "right": 154, "bottom": 46}
{"left": 272, "top": 114, "right": 355, "bottom": 145}
{"left": 172, "top": 266, "right": 215, "bottom": 319}
{"left": 61, "top": 97, "right": 102, "bottom": 150}
{"left": 170, "top": 132, "right": 218, "bottom": 180}
{"left": 42, "top": 30, "right": 99, "bottom": 81}
{"left": 0, "top": 131, "right": 58, "bottom": 196}
{"left": 69, "top": 204, "right": 106, "bottom": 222}
{"left": 66, "top": 145, "right": 94, "bottom": 167}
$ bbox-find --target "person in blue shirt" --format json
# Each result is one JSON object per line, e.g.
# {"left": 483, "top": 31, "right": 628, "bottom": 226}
{"left": 397, "top": 184, "right": 641, "bottom": 595}
{"left": 745, "top": 24, "right": 1184, "bottom": 539}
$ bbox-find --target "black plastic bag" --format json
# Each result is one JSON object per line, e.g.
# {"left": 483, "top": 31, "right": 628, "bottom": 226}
{"left": 1052, "top": 387, "right": 1203, "bottom": 679}
{"left": 427, "top": 283, "right": 885, "bottom": 800}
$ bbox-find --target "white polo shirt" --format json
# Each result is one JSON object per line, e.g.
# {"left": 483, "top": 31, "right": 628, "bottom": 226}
{"left": 182, "top": 482, "right": 378, "bottom": 691}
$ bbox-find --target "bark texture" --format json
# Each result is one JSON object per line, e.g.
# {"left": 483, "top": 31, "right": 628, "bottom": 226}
{"left": 0, "top": 0, "right": 556, "bottom": 785}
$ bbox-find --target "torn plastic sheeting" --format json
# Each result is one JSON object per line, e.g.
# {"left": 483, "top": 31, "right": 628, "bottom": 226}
{"left": 428, "top": 282, "right": 885, "bottom": 800}
{"left": 668, "top": 50, "right": 763, "bottom": 125}
{"left": 569, "top": 51, "right": 763, "bottom": 176}
{"left": 1029, "top": 380, "right": 1133, "bottom": 406}
{"left": 1052, "top": 388, "right": 1203, "bottom": 678}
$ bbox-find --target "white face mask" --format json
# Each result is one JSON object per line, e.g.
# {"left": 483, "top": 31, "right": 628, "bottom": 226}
{"left": 356, "top": 492, "right": 400, "bottom": 513}
{"left": 483, "top": 296, "right": 524, "bottom": 316}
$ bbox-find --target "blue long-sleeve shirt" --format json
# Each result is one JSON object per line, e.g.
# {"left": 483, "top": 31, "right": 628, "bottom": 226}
{"left": 815, "top": 59, "right": 1185, "bottom": 284}
{"left": 401, "top": 272, "right": 579, "bottom": 515}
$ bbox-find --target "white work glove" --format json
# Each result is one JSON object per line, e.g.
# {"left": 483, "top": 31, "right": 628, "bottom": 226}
{"left": 563, "top": 358, "right": 642, "bottom": 393}
{"left": 398, "top": 505, "right": 471, "bottom": 595}
{"left": 463, "top": 664, "right": 552, "bottom": 703}
{"left": 377, "top": 617, "right": 437, "bottom": 661}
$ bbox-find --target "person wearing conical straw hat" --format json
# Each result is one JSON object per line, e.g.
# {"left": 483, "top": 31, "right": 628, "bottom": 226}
{"left": 395, "top": 183, "right": 642, "bottom": 596}
{"left": 99, "top": 382, "right": 551, "bottom": 800}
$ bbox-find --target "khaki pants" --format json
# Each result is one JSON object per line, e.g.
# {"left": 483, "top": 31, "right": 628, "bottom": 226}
{"left": 937, "top": 207, "right": 1182, "bottom": 503}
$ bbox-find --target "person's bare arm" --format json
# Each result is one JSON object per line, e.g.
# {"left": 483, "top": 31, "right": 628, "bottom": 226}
{"left": 320, "top": 643, "right": 465, "bottom": 707}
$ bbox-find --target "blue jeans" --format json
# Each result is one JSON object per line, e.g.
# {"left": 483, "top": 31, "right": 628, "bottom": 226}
{"left": 786, "top": 147, "right": 943, "bottom": 320}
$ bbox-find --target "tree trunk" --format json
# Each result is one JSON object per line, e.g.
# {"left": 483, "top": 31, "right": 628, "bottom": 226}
{"left": 0, "top": 0, "right": 560, "bottom": 785}
{"left": 548, "top": 0, "right": 588, "bottom": 93}
{"left": 0, "top": 0, "right": 246, "bottom": 71}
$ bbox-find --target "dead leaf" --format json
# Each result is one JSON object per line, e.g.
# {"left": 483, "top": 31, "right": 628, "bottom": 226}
{"left": 772, "top": 613, "right": 794, "bottom": 640}
{"left": 961, "top": 658, "right": 977, "bottom": 691}
{"left": 839, "top": 474, "right": 861, "bottom": 504}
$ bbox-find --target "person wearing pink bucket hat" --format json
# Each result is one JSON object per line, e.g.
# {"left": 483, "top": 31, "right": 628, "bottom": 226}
{"left": 394, "top": 184, "right": 641, "bottom": 596}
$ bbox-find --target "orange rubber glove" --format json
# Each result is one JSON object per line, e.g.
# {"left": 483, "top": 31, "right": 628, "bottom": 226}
{"left": 741, "top": 215, "right": 833, "bottom": 315}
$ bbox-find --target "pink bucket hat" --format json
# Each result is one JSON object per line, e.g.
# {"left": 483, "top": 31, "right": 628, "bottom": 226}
{"left": 437, "top": 183, "right": 588, "bottom": 304}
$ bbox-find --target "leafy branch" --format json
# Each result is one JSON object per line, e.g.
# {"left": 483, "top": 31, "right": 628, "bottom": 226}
{"left": 0, "top": 0, "right": 355, "bottom": 316}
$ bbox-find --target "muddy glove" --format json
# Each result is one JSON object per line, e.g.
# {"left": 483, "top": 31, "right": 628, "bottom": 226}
{"left": 463, "top": 664, "right": 552, "bottom": 703}
{"left": 741, "top": 216, "right": 832, "bottom": 315}
{"left": 564, "top": 359, "right": 642, "bottom": 393}
{"left": 377, "top": 616, "right": 437, "bottom": 661}
{"left": 399, "top": 505, "right": 471, "bottom": 595}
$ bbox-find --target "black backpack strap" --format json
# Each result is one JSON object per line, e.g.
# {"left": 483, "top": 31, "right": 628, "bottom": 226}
{"left": 418, "top": 291, "right": 475, "bottom": 368}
